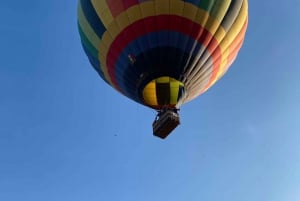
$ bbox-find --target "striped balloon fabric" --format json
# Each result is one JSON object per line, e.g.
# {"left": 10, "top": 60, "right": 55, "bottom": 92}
{"left": 78, "top": 0, "right": 248, "bottom": 109}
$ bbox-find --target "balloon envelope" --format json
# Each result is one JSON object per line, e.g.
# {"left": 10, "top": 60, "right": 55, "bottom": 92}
{"left": 78, "top": 0, "right": 248, "bottom": 109}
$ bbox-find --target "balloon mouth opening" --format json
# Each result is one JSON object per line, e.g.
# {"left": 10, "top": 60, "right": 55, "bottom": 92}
{"left": 142, "top": 76, "right": 185, "bottom": 109}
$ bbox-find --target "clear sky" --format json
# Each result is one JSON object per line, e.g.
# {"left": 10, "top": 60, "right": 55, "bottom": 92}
{"left": 1, "top": 1, "right": 300, "bottom": 201}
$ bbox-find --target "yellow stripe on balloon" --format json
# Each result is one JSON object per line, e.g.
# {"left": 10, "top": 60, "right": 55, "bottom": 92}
{"left": 101, "top": 30, "right": 114, "bottom": 51}
{"left": 182, "top": 3, "right": 198, "bottom": 21}
{"left": 98, "top": 55, "right": 113, "bottom": 87}
{"left": 142, "top": 81, "right": 158, "bottom": 106}
{"left": 170, "top": 81, "right": 180, "bottom": 105}
{"left": 216, "top": 47, "right": 230, "bottom": 80}
{"left": 115, "top": 12, "right": 131, "bottom": 31}
{"left": 206, "top": 0, "right": 231, "bottom": 43}
{"left": 98, "top": 33, "right": 113, "bottom": 87}
{"left": 213, "top": 27, "right": 227, "bottom": 44}
{"left": 218, "top": 0, "right": 248, "bottom": 52}
{"left": 155, "top": 0, "right": 169, "bottom": 15}
{"left": 194, "top": 8, "right": 209, "bottom": 28}
{"left": 91, "top": 0, "right": 114, "bottom": 29}
{"left": 77, "top": 4, "right": 100, "bottom": 50}
{"left": 140, "top": 1, "right": 155, "bottom": 18}
{"left": 211, "top": 0, "right": 232, "bottom": 22}
{"left": 156, "top": 77, "right": 170, "bottom": 83}
{"left": 126, "top": 5, "right": 143, "bottom": 23}
{"left": 106, "top": 21, "right": 121, "bottom": 39}
{"left": 169, "top": 0, "right": 184, "bottom": 15}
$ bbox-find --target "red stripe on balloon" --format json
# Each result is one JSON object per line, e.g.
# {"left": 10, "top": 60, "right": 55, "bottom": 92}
{"left": 123, "top": 0, "right": 139, "bottom": 10}
{"left": 106, "top": 0, "right": 139, "bottom": 17}
{"left": 106, "top": 15, "right": 221, "bottom": 89}
{"left": 106, "top": 0, "right": 124, "bottom": 18}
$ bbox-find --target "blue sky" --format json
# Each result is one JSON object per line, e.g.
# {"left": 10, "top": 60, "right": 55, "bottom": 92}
{"left": 1, "top": 1, "right": 300, "bottom": 201}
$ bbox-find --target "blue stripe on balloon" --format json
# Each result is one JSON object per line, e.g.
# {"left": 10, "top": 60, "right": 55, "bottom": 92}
{"left": 81, "top": 43, "right": 108, "bottom": 84}
{"left": 184, "top": 0, "right": 201, "bottom": 6}
{"left": 79, "top": 0, "right": 106, "bottom": 39}
{"left": 113, "top": 31, "right": 203, "bottom": 98}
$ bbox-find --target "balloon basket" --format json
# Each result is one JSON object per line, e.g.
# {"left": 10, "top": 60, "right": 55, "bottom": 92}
{"left": 152, "top": 109, "right": 180, "bottom": 139}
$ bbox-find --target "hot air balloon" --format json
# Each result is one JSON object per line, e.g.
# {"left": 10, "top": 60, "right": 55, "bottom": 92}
{"left": 78, "top": 0, "right": 248, "bottom": 139}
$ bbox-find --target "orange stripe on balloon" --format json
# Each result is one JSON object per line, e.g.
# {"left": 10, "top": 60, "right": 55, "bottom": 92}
{"left": 229, "top": 19, "right": 248, "bottom": 55}
{"left": 226, "top": 19, "right": 248, "bottom": 67}
{"left": 201, "top": 18, "right": 248, "bottom": 92}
